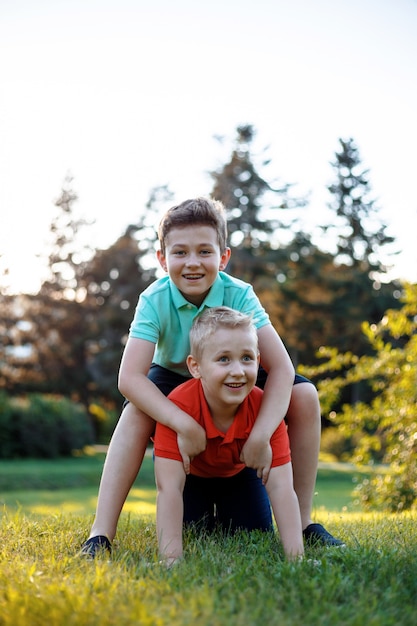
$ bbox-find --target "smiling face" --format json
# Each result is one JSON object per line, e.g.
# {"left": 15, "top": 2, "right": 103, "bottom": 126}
{"left": 187, "top": 325, "right": 260, "bottom": 420}
{"left": 157, "top": 225, "right": 230, "bottom": 306}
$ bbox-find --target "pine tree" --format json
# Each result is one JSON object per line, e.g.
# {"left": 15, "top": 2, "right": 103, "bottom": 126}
{"left": 324, "top": 137, "right": 395, "bottom": 275}
{"left": 210, "top": 124, "right": 306, "bottom": 285}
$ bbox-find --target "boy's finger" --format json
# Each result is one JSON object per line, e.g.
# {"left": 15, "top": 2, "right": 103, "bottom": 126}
{"left": 182, "top": 455, "right": 191, "bottom": 474}
{"left": 261, "top": 467, "right": 270, "bottom": 485}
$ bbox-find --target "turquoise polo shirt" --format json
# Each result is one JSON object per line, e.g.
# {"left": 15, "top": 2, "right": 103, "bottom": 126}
{"left": 129, "top": 271, "right": 270, "bottom": 377}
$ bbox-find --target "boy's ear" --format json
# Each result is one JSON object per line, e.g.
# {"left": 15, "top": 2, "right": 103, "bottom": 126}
{"left": 219, "top": 247, "right": 231, "bottom": 271}
{"left": 156, "top": 249, "right": 167, "bottom": 272}
{"left": 186, "top": 354, "right": 201, "bottom": 379}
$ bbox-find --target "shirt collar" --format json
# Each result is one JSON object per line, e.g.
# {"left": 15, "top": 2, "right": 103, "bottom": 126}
{"left": 197, "top": 380, "right": 250, "bottom": 442}
{"left": 169, "top": 273, "right": 225, "bottom": 312}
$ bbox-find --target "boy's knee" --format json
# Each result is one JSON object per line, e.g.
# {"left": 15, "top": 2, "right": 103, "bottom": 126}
{"left": 120, "top": 401, "right": 154, "bottom": 426}
{"left": 288, "top": 381, "right": 320, "bottom": 417}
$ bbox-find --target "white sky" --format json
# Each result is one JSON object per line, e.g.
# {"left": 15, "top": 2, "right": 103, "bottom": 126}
{"left": 1, "top": 0, "right": 416, "bottom": 293}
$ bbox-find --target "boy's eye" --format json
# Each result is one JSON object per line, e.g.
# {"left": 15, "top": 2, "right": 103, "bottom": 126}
{"left": 218, "top": 356, "right": 229, "bottom": 363}
{"left": 242, "top": 355, "right": 254, "bottom": 362}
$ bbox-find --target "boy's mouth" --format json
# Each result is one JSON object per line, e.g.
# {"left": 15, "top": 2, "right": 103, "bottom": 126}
{"left": 225, "top": 383, "right": 245, "bottom": 388}
{"left": 183, "top": 273, "right": 204, "bottom": 281}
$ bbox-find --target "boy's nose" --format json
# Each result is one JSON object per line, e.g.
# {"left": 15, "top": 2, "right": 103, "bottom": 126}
{"left": 186, "top": 254, "right": 200, "bottom": 266}
{"left": 230, "top": 361, "right": 245, "bottom": 376}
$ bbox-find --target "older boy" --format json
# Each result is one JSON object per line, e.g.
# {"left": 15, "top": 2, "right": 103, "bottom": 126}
{"left": 155, "top": 307, "right": 304, "bottom": 564}
{"left": 81, "top": 197, "right": 343, "bottom": 557}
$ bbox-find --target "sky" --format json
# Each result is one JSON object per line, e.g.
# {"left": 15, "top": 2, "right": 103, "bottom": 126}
{"left": 1, "top": 0, "right": 416, "bottom": 294}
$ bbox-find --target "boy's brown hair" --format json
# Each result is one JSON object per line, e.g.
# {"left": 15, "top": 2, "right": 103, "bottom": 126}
{"left": 158, "top": 197, "right": 228, "bottom": 255}
{"left": 189, "top": 306, "right": 258, "bottom": 362}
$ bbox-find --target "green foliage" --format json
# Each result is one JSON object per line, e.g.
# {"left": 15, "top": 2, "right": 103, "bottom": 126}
{"left": 1, "top": 510, "right": 417, "bottom": 625}
{"left": 0, "top": 391, "right": 15, "bottom": 458}
{"left": 0, "top": 393, "right": 94, "bottom": 459}
{"left": 319, "top": 426, "right": 361, "bottom": 462}
{"left": 302, "top": 283, "right": 417, "bottom": 511}
{"left": 88, "top": 402, "right": 119, "bottom": 444}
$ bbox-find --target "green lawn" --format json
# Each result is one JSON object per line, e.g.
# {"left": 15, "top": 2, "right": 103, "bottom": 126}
{"left": 0, "top": 453, "right": 364, "bottom": 516}
{"left": 1, "top": 454, "right": 416, "bottom": 626}
{"left": 1, "top": 508, "right": 416, "bottom": 626}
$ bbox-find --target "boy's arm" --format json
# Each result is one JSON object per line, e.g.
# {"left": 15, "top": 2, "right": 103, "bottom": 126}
{"left": 155, "top": 456, "right": 186, "bottom": 566}
{"left": 240, "top": 324, "right": 294, "bottom": 483}
{"left": 118, "top": 337, "right": 206, "bottom": 472}
{"left": 265, "top": 463, "right": 304, "bottom": 561}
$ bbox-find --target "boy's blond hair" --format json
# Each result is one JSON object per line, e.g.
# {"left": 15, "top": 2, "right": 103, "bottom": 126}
{"left": 189, "top": 306, "right": 258, "bottom": 362}
{"left": 158, "top": 197, "right": 228, "bottom": 255}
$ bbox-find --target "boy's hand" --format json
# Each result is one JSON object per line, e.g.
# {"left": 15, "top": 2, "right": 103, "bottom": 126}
{"left": 240, "top": 437, "right": 272, "bottom": 485}
{"left": 177, "top": 420, "right": 206, "bottom": 474}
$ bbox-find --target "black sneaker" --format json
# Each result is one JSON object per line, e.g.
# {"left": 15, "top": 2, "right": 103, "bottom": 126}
{"left": 80, "top": 535, "right": 112, "bottom": 558}
{"left": 303, "top": 523, "right": 345, "bottom": 547}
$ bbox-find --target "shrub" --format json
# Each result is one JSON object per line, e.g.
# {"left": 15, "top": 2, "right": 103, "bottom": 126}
{"left": 89, "top": 401, "right": 119, "bottom": 444}
{"left": 320, "top": 426, "right": 361, "bottom": 462}
{"left": 0, "top": 393, "right": 94, "bottom": 458}
{"left": 0, "top": 392, "right": 20, "bottom": 458}
{"left": 302, "top": 283, "right": 417, "bottom": 510}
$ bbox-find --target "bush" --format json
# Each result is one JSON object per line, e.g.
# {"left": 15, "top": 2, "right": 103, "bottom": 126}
{"left": 0, "top": 393, "right": 94, "bottom": 459}
{"left": 304, "top": 283, "right": 417, "bottom": 510}
{"left": 320, "top": 426, "right": 361, "bottom": 462}
{"left": 89, "top": 401, "right": 120, "bottom": 444}
{"left": 0, "top": 392, "right": 20, "bottom": 458}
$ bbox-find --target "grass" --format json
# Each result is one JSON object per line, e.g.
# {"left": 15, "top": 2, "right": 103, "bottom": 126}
{"left": 0, "top": 452, "right": 157, "bottom": 517}
{"left": 1, "top": 510, "right": 416, "bottom": 625}
{"left": 1, "top": 452, "right": 363, "bottom": 516}
{"left": 1, "top": 455, "right": 416, "bottom": 625}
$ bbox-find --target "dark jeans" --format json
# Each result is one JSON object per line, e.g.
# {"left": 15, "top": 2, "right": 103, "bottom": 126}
{"left": 183, "top": 467, "right": 273, "bottom": 533}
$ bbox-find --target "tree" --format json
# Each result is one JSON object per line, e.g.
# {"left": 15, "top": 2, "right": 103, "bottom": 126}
{"left": 317, "top": 138, "right": 401, "bottom": 366}
{"left": 210, "top": 124, "right": 324, "bottom": 363}
{"left": 0, "top": 179, "right": 171, "bottom": 408}
{"left": 301, "top": 283, "right": 417, "bottom": 511}
{"left": 39, "top": 175, "right": 94, "bottom": 300}
{"left": 79, "top": 185, "right": 172, "bottom": 400}
{"left": 210, "top": 124, "right": 307, "bottom": 285}
{"left": 324, "top": 138, "right": 396, "bottom": 275}
{"left": 6, "top": 177, "right": 97, "bottom": 401}
{"left": 269, "top": 234, "right": 346, "bottom": 365}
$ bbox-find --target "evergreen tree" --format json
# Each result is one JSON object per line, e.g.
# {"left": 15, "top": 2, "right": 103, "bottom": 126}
{"left": 324, "top": 137, "right": 395, "bottom": 274}
{"left": 320, "top": 138, "right": 400, "bottom": 359}
{"left": 39, "top": 175, "right": 94, "bottom": 300}
{"left": 210, "top": 124, "right": 352, "bottom": 366}
{"left": 210, "top": 124, "right": 306, "bottom": 285}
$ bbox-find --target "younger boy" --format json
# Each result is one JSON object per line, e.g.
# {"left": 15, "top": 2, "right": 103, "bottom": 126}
{"left": 154, "top": 307, "right": 304, "bottom": 565}
{"left": 81, "top": 197, "right": 343, "bottom": 557}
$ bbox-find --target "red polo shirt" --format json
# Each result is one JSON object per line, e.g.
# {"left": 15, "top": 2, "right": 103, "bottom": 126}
{"left": 154, "top": 378, "right": 291, "bottom": 478}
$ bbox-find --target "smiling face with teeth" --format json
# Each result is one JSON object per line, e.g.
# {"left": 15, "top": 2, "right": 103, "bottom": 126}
{"left": 186, "top": 325, "right": 260, "bottom": 428}
{"left": 157, "top": 225, "right": 231, "bottom": 306}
